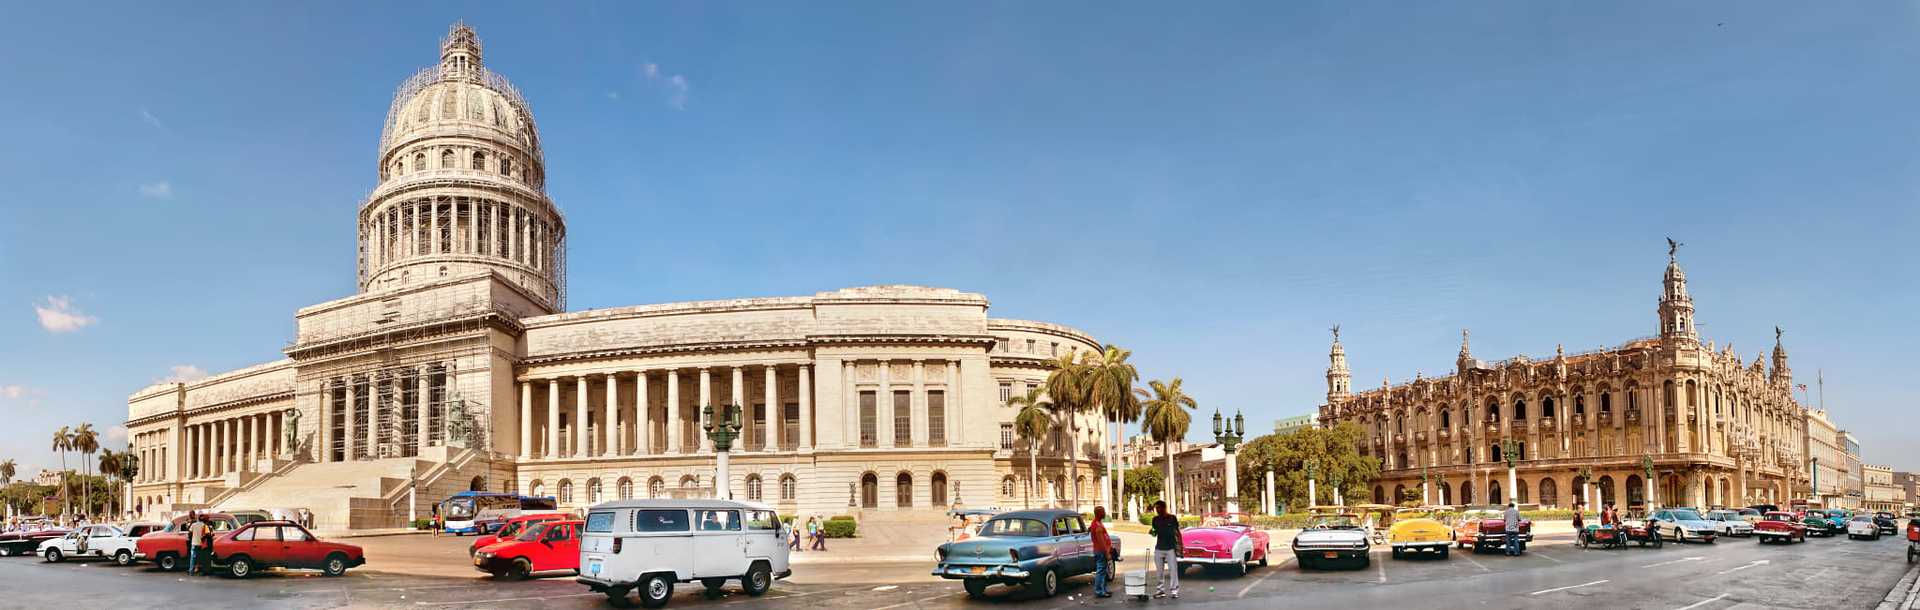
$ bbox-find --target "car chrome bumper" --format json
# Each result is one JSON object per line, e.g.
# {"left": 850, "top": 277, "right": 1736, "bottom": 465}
{"left": 1390, "top": 541, "right": 1449, "bottom": 548}
{"left": 933, "top": 564, "right": 1031, "bottom": 581}
{"left": 1176, "top": 555, "right": 1242, "bottom": 565}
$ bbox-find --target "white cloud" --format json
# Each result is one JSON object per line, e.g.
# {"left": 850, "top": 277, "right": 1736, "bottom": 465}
{"left": 34, "top": 295, "right": 97, "bottom": 333}
{"left": 1, "top": 385, "right": 26, "bottom": 399}
{"left": 641, "top": 62, "right": 691, "bottom": 110}
{"left": 139, "top": 181, "right": 173, "bottom": 199}
{"left": 138, "top": 107, "right": 165, "bottom": 129}
{"left": 106, "top": 425, "right": 128, "bottom": 446}
{"left": 159, "top": 365, "right": 208, "bottom": 383}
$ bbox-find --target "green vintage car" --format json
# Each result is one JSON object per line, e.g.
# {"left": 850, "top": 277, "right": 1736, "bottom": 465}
{"left": 932, "top": 509, "right": 1118, "bottom": 599}
{"left": 1800, "top": 510, "right": 1844, "bottom": 537}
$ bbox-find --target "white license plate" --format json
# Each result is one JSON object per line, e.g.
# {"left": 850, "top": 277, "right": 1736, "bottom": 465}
{"left": 589, "top": 559, "right": 602, "bottom": 576}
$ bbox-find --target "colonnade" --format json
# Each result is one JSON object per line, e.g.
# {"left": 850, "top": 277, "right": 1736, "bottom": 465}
{"left": 175, "top": 410, "right": 283, "bottom": 480}
{"left": 320, "top": 364, "right": 452, "bottom": 463}
{"left": 362, "top": 195, "right": 554, "bottom": 273}
{"left": 517, "top": 363, "right": 817, "bottom": 460}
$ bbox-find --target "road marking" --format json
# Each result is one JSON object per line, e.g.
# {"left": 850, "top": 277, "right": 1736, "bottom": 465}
{"left": 1715, "top": 560, "right": 1768, "bottom": 575}
{"left": 1529, "top": 580, "right": 1609, "bottom": 596}
{"left": 871, "top": 585, "right": 899, "bottom": 592}
{"left": 1457, "top": 550, "right": 1490, "bottom": 572}
{"left": 1641, "top": 556, "right": 1704, "bottom": 568}
{"left": 417, "top": 593, "right": 598, "bottom": 606}
{"left": 1376, "top": 555, "right": 1387, "bottom": 583}
{"left": 872, "top": 593, "right": 956, "bottom": 610}
{"left": 1674, "top": 593, "right": 1730, "bottom": 610}
{"left": 1531, "top": 551, "right": 1562, "bottom": 563}
{"left": 1236, "top": 556, "right": 1291, "bottom": 598}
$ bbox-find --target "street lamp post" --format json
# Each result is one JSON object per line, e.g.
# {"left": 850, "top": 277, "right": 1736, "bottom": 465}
{"left": 1305, "top": 458, "right": 1319, "bottom": 509}
{"left": 1577, "top": 465, "right": 1595, "bottom": 515}
{"left": 702, "top": 403, "right": 744, "bottom": 500}
{"left": 1641, "top": 455, "right": 1657, "bottom": 509}
{"left": 1213, "top": 409, "right": 1245, "bottom": 513}
{"left": 1502, "top": 438, "right": 1521, "bottom": 505}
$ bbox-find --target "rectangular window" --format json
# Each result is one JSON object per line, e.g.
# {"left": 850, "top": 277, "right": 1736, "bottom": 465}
{"left": 634, "top": 509, "right": 689, "bottom": 532}
{"left": 752, "top": 403, "right": 766, "bottom": 450}
{"left": 928, "top": 391, "right": 946, "bottom": 446}
{"left": 783, "top": 403, "right": 799, "bottom": 450}
{"left": 1026, "top": 339, "right": 1036, "bottom": 353}
{"left": 999, "top": 382, "right": 1012, "bottom": 405}
{"left": 746, "top": 510, "right": 778, "bottom": 531}
{"left": 696, "top": 509, "right": 741, "bottom": 531}
{"left": 995, "top": 337, "right": 1009, "bottom": 352}
{"left": 1000, "top": 423, "right": 1014, "bottom": 449}
{"left": 894, "top": 391, "right": 912, "bottom": 446}
{"left": 586, "top": 511, "right": 617, "bottom": 533}
{"left": 859, "top": 391, "right": 877, "bottom": 448}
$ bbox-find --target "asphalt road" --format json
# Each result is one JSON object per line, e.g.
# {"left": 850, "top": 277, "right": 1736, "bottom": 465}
{"left": 0, "top": 530, "right": 1911, "bottom": 609}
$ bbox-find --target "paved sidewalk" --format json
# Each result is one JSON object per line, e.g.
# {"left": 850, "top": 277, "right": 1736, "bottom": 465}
{"left": 1877, "top": 562, "right": 1920, "bottom": 610}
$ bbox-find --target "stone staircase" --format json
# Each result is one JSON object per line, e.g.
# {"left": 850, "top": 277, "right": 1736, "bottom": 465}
{"left": 214, "top": 457, "right": 426, "bottom": 531}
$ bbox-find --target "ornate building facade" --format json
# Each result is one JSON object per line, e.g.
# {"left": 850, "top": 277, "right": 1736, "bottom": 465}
{"left": 123, "top": 25, "right": 1106, "bottom": 529}
{"left": 1318, "top": 247, "right": 1810, "bottom": 510}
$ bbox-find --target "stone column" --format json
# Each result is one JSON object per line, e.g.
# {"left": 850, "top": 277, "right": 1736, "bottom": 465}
{"left": 216, "top": 420, "right": 228, "bottom": 476}
{"left": 1652, "top": 385, "right": 1667, "bottom": 455}
{"left": 943, "top": 360, "right": 959, "bottom": 446}
{"left": 666, "top": 370, "right": 681, "bottom": 454}
{"left": 878, "top": 361, "right": 893, "bottom": 448}
{"left": 798, "top": 365, "right": 813, "bottom": 451}
{"left": 343, "top": 379, "right": 357, "bottom": 462}
{"left": 519, "top": 381, "right": 533, "bottom": 459}
{"left": 699, "top": 368, "right": 714, "bottom": 453}
{"left": 763, "top": 366, "right": 778, "bottom": 451}
{"left": 605, "top": 374, "right": 618, "bottom": 457}
{"left": 430, "top": 198, "right": 440, "bottom": 255}
{"left": 415, "top": 367, "right": 431, "bottom": 455}
{"left": 576, "top": 376, "right": 590, "bottom": 458}
{"left": 912, "top": 360, "right": 927, "bottom": 447}
{"left": 730, "top": 366, "right": 745, "bottom": 446}
{"left": 635, "top": 372, "right": 650, "bottom": 456}
{"left": 547, "top": 379, "right": 561, "bottom": 459}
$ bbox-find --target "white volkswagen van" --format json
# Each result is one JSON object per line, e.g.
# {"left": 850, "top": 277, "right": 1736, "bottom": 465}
{"left": 577, "top": 499, "right": 791, "bottom": 608}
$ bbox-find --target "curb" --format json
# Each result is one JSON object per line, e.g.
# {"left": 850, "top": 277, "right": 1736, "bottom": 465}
{"left": 330, "top": 530, "right": 434, "bottom": 540}
{"left": 1876, "top": 562, "right": 1920, "bottom": 610}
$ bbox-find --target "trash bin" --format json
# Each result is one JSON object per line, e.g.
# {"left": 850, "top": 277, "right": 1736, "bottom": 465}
{"left": 1124, "top": 569, "right": 1148, "bottom": 600}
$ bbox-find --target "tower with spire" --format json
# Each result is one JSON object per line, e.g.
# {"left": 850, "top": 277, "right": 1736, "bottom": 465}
{"left": 1771, "top": 326, "right": 1792, "bottom": 389}
{"left": 1326, "top": 324, "right": 1351, "bottom": 404}
{"left": 1456, "top": 328, "right": 1475, "bottom": 374}
{"left": 440, "top": 21, "right": 482, "bottom": 78}
{"left": 1659, "top": 237, "right": 1699, "bottom": 348}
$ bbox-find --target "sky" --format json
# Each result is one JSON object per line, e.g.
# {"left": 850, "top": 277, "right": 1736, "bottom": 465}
{"left": 1, "top": 2, "right": 1916, "bottom": 480}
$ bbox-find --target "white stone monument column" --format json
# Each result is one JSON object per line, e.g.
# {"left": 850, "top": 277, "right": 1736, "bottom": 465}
{"left": 666, "top": 370, "right": 681, "bottom": 454}
{"left": 763, "top": 366, "right": 777, "bottom": 451}
{"left": 730, "top": 366, "right": 745, "bottom": 447}
{"left": 797, "top": 365, "right": 813, "bottom": 451}
{"left": 635, "top": 372, "right": 651, "bottom": 456}
{"left": 519, "top": 381, "right": 533, "bottom": 459}
{"left": 576, "top": 376, "right": 590, "bottom": 458}
{"left": 547, "top": 379, "right": 561, "bottom": 459}
{"left": 699, "top": 368, "right": 714, "bottom": 453}
{"left": 605, "top": 374, "right": 618, "bottom": 457}
{"left": 415, "top": 367, "right": 431, "bottom": 454}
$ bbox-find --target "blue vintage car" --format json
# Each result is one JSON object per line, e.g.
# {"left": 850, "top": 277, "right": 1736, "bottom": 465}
{"left": 932, "top": 509, "right": 1119, "bottom": 599}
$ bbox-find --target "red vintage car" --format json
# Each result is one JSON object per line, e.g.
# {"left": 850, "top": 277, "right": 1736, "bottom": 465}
{"left": 1177, "top": 513, "right": 1271, "bottom": 576}
{"left": 1753, "top": 511, "right": 1808, "bottom": 544}
{"left": 469, "top": 513, "right": 566, "bottom": 557}
{"left": 473, "top": 519, "right": 581, "bottom": 579}
{"left": 1454, "top": 508, "right": 1532, "bottom": 553}
{"left": 135, "top": 513, "right": 240, "bottom": 571}
{"left": 213, "top": 520, "right": 365, "bottom": 577}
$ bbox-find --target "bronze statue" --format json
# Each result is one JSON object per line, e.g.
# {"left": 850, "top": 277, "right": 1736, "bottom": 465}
{"left": 1667, "top": 237, "right": 1683, "bottom": 258}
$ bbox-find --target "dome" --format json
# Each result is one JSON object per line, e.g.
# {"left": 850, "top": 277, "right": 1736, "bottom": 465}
{"left": 376, "top": 24, "right": 544, "bottom": 169}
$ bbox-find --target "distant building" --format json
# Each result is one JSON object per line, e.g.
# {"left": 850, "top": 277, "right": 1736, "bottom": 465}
{"left": 1842, "top": 432, "right": 1864, "bottom": 509}
{"left": 1864, "top": 464, "right": 1900, "bottom": 512}
{"left": 1273, "top": 414, "right": 1316, "bottom": 436}
{"left": 33, "top": 470, "right": 62, "bottom": 487}
{"left": 1804, "top": 410, "right": 1845, "bottom": 508}
{"left": 1894, "top": 471, "right": 1918, "bottom": 513}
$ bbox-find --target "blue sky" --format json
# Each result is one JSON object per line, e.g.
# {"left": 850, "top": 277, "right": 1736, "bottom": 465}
{"left": 2, "top": 2, "right": 1916, "bottom": 479}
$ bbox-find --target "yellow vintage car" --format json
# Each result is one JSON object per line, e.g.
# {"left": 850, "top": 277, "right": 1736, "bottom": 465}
{"left": 1387, "top": 506, "right": 1456, "bottom": 558}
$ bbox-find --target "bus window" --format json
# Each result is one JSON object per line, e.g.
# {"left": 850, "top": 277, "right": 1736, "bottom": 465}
{"left": 635, "top": 510, "right": 689, "bottom": 532}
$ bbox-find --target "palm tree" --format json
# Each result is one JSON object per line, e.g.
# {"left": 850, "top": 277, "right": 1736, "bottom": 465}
{"left": 51, "top": 427, "right": 72, "bottom": 518}
{"left": 1084, "top": 345, "right": 1140, "bottom": 514}
{"left": 0, "top": 459, "right": 14, "bottom": 486}
{"left": 96, "top": 450, "right": 119, "bottom": 517}
{"left": 1137, "top": 378, "right": 1197, "bottom": 513}
{"left": 1008, "top": 387, "right": 1053, "bottom": 510}
{"left": 1041, "top": 351, "right": 1090, "bottom": 511}
{"left": 72, "top": 423, "right": 98, "bottom": 518}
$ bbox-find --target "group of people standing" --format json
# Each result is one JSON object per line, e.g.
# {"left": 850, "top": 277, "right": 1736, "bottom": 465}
{"left": 787, "top": 515, "right": 829, "bottom": 552}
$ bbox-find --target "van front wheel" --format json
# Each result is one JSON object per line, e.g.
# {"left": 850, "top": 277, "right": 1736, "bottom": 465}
{"left": 742, "top": 562, "right": 772, "bottom": 596}
{"left": 639, "top": 574, "right": 674, "bottom": 608}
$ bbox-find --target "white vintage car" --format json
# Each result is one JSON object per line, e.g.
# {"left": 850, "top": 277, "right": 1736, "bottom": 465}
{"left": 37, "top": 523, "right": 164, "bottom": 565}
{"left": 1291, "top": 513, "right": 1371, "bottom": 569}
{"left": 1846, "top": 515, "right": 1882, "bottom": 540}
{"left": 577, "top": 499, "right": 792, "bottom": 608}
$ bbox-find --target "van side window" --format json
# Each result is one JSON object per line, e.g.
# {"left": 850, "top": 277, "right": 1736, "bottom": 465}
{"left": 634, "top": 509, "right": 690, "bottom": 533}
{"left": 746, "top": 510, "right": 778, "bottom": 531}
{"left": 696, "top": 510, "right": 741, "bottom": 531}
{"left": 586, "top": 511, "right": 617, "bottom": 533}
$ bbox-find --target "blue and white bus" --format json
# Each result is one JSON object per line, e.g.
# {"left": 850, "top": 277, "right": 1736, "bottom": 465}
{"left": 439, "top": 492, "right": 559, "bottom": 535}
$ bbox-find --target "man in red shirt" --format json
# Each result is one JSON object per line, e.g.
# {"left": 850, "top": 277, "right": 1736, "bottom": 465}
{"left": 1090, "top": 506, "right": 1113, "bottom": 598}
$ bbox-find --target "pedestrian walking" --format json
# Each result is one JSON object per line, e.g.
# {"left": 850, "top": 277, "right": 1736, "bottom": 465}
{"left": 1090, "top": 506, "right": 1113, "bottom": 598}
{"left": 185, "top": 513, "right": 209, "bottom": 575}
{"left": 789, "top": 516, "right": 803, "bottom": 552}
{"left": 809, "top": 516, "right": 826, "bottom": 551}
{"left": 432, "top": 504, "right": 442, "bottom": 536}
{"left": 1502, "top": 502, "right": 1523, "bottom": 556}
{"left": 1149, "top": 500, "right": 1181, "bottom": 599}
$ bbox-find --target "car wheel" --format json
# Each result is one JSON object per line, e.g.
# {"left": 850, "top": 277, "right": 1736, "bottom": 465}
{"left": 1390, "top": 547, "right": 1402, "bottom": 559}
{"left": 964, "top": 579, "right": 990, "bottom": 599}
{"left": 743, "top": 561, "right": 772, "bottom": 596}
{"left": 510, "top": 558, "right": 534, "bottom": 580}
{"left": 1675, "top": 528, "right": 1686, "bottom": 544}
{"left": 605, "top": 586, "right": 636, "bottom": 609}
{"left": 1438, "top": 546, "right": 1449, "bottom": 559}
{"left": 115, "top": 550, "right": 133, "bottom": 566}
{"left": 44, "top": 548, "right": 61, "bottom": 563}
{"left": 1259, "top": 547, "right": 1269, "bottom": 567}
{"left": 229, "top": 556, "right": 254, "bottom": 578}
{"left": 1029, "top": 567, "right": 1059, "bottom": 598}
{"left": 0, "top": 547, "right": 9, "bottom": 557}
{"left": 1237, "top": 555, "right": 1250, "bottom": 576}
{"left": 322, "top": 553, "right": 348, "bottom": 577}
{"left": 156, "top": 553, "right": 179, "bottom": 571}
{"left": 639, "top": 573, "right": 674, "bottom": 608}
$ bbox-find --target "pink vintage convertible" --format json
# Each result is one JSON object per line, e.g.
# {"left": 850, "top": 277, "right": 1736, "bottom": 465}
{"left": 1177, "top": 513, "right": 1272, "bottom": 576}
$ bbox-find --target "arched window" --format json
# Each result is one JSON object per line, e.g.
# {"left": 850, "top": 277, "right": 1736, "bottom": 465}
{"left": 1460, "top": 481, "right": 1474, "bottom": 505}
{"left": 931, "top": 471, "right": 949, "bottom": 506}
{"left": 1600, "top": 392, "right": 1612, "bottom": 413}
{"left": 679, "top": 475, "right": 697, "bottom": 491}
{"left": 558, "top": 479, "right": 574, "bottom": 504}
{"left": 1001, "top": 476, "right": 1016, "bottom": 497}
{"left": 529, "top": 480, "right": 545, "bottom": 497}
{"left": 1626, "top": 475, "right": 1644, "bottom": 506}
{"left": 1542, "top": 396, "right": 1555, "bottom": 418}
{"left": 1439, "top": 408, "right": 1451, "bottom": 428}
{"left": 1516, "top": 479, "right": 1529, "bottom": 504}
{"left": 1373, "top": 485, "right": 1385, "bottom": 504}
{"left": 393, "top": 161, "right": 404, "bottom": 176}
{"left": 469, "top": 476, "right": 485, "bottom": 491}
{"left": 586, "top": 478, "right": 602, "bottom": 504}
{"left": 1574, "top": 395, "right": 1585, "bottom": 415}
{"left": 1598, "top": 476, "right": 1616, "bottom": 506}
{"left": 746, "top": 475, "right": 763, "bottom": 501}
{"left": 896, "top": 472, "right": 914, "bottom": 508}
{"left": 1488, "top": 481, "right": 1502, "bottom": 504}
{"left": 618, "top": 477, "right": 633, "bottom": 500}
{"left": 861, "top": 472, "right": 878, "bottom": 508}
{"left": 501, "top": 157, "right": 514, "bottom": 178}
{"left": 1512, "top": 398, "right": 1527, "bottom": 420}
{"left": 414, "top": 152, "right": 426, "bottom": 172}
{"left": 1486, "top": 398, "right": 1500, "bottom": 422}
{"left": 647, "top": 476, "right": 663, "bottom": 499}
{"left": 779, "top": 474, "right": 796, "bottom": 501}
{"left": 472, "top": 151, "right": 487, "bottom": 170}
{"left": 440, "top": 149, "right": 454, "bottom": 169}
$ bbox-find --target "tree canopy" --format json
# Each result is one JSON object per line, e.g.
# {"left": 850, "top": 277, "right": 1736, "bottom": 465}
{"left": 1235, "top": 421, "right": 1380, "bottom": 511}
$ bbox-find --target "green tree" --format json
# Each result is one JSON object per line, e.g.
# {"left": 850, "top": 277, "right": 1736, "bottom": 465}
{"left": 50, "top": 426, "right": 72, "bottom": 517}
{"left": 0, "top": 459, "right": 14, "bottom": 486}
{"left": 1008, "top": 386, "right": 1052, "bottom": 510}
{"left": 1123, "top": 467, "right": 1163, "bottom": 508}
{"left": 1136, "top": 378, "right": 1196, "bottom": 513}
{"left": 1084, "top": 345, "right": 1140, "bottom": 513}
{"left": 72, "top": 423, "right": 98, "bottom": 518}
{"left": 1041, "top": 352, "right": 1091, "bottom": 511}
{"left": 1242, "top": 423, "right": 1380, "bottom": 511}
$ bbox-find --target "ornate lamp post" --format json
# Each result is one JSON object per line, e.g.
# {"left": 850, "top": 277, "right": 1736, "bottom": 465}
{"left": 1577, "top": 465, "right": 1595, "bottom": 514}
{"left": 1305, "top": 458, "right": 1320, "bottom": 509}
{"left": 1641, "top": 455, "right": 1657, "bottom": 509}
{"left": 702, "top": 403, "right": 744, "bottom": 500}
{"left": 1213, "top": 409, "right": 1246, "bottom": 513}
{"left": 1420, "top": 463, "right": 1432, "bottom": 506}
{"left": 1501, "top": 438, "right": 1521, "bottom": 504}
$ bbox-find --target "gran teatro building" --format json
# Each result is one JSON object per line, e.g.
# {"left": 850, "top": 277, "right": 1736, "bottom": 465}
{"left": 1318, "top": 248, "right": 1809, "bottom": 510}
{"left": 123, "top": 25, "right": 1105, "bottom": 529}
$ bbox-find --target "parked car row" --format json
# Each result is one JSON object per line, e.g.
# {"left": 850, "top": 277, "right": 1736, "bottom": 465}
{"left": 4, "top": 512, "right": 366, "bottom": 580}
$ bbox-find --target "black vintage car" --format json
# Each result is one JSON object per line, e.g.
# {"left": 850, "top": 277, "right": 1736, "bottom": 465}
{"left": 1873, "top": 512, "right": 1899, "bottom": 536}
{"left": 0, "top": 529, "right": 69, "bottom": 557}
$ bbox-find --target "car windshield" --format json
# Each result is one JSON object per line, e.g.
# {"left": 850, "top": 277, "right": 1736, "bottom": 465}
{"left": 1201, "top": 515, "right": 1248, "bottom": 527}
{"left": 1853, "top": 516, "right": 1873, "bottom": 522}
{"left": 1308, "top": 515, "right": 1360, "bottom": 529}
{"left": 444, "top": 497, "right": 476, "bottom": 519}
{"left": 1764, "top": 514, "right": 1793, "bottom": 522}
{"left": 1707, "top": 511, "right": 1735, "bottom": 520}
{"left": 495, "top": 519, "right": 530, "bottom": 538}
{"left": 978, "top": 518, "right": 1049, "bottom": 538}
{"left": 1669, "top": 509, "right": 1703, "bottom": 521}
{"left": 516, "top": 522, "right": 552, "bottom": 542}
{"left": 1738, "top": 509, "right": 1759, "bottom": 516}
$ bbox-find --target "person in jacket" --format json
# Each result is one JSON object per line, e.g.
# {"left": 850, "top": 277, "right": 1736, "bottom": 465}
{"left": 1090, "top": 506, "right": 1113, "bottom": 598}
{"left": 186, "top": 513, "right": 210, "bottom": 575}
{"left": 1150, "top": 500, "right": 1182, "bottom": 599}
{"left": 789, "top": 516, "right": 803, "bottom": 552}
{"left": 1502, "top": 503, "right": 1523, "bottom": 556}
